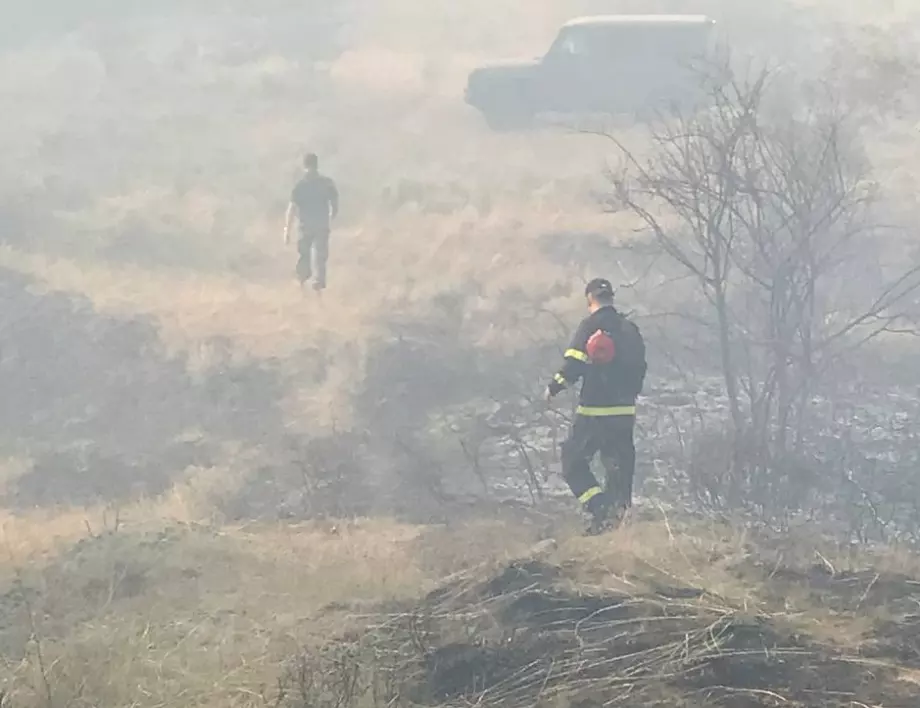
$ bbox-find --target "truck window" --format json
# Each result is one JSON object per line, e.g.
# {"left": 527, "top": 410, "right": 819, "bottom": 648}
{"left": 547, "top": 24, "right": 710, "bottom": 65}
{"left": 547, "top": 28, "right": 594, "bottom": 59}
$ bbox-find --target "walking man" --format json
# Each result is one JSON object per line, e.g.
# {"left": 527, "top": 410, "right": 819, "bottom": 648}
{"left": 284, "top": 153, "right": 339, "bottom": 291}
{"left": 546, "top": 278, "right": 647, "bottom": 534}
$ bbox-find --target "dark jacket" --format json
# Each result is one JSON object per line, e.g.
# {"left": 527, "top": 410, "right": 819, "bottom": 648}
{"left": 548, "top": 305, "right": 647, "bottom": 415}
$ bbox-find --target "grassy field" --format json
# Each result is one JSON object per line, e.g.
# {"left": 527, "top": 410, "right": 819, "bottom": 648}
{"left": 4, "top": 509, "right": 920, "bottom": 706}
{"left": 1, "top": 0, "right": 919, "bottom": 705}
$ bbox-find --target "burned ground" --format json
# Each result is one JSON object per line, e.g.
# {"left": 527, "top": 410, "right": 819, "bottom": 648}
{"left": 0, "top": 267, "right": 293, "bottom": 507}
{"left": 283, "top": 533, "right": 920, "bottom": 708}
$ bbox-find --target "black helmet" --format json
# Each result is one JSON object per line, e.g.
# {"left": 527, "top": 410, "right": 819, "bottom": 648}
{"left": 585, "top": 278, "right": 614, "bottom": 299}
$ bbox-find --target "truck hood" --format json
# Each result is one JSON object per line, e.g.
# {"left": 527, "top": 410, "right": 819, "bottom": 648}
{"left": 465, "top": 58, "right": 541, "bottom": 110}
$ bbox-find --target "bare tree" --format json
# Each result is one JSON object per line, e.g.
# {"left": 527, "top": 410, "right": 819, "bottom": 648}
{"left": 601, "top": 59, "right": 920, "bottom": 519}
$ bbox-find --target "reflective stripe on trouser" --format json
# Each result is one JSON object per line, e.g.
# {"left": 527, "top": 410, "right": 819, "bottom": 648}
{"left": 554, "top": 373, "right": 567, "bottom": 386}
{"left": 576, "top": 405, "right": 636, "bottom": 417}
{"left": 578, "top": 486, "right": 603, "bottom": 505}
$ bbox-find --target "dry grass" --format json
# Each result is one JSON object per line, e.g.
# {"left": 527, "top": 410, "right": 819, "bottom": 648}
{"left": 2, "top": 498, "right": 918, "bottom": 706}
{"left": 269, "top": 516, "right": 920, "bottom": 707}
{"left": 552, "top": 516, "right": 911, "bottom": 653}
{"left": 2, "top": 517, "right": 404, "bottom": 695}
{"left": 0, "top": 509, "right": 545, "bottom": 707}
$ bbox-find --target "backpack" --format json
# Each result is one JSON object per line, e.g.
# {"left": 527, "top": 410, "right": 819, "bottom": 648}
{"left": 586, "top": 328, "right": 616, "bottom": 364}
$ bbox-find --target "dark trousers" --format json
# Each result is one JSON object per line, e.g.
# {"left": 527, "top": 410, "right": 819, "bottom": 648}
{"left": 561, "top": 415, "right": 636, "bottom": 510}
{"left": 297, "top": 229, "right": 330, "bottom": 287}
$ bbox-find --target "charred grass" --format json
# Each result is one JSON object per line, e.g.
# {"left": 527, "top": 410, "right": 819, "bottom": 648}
{"left": 280, "top": 521, "right": 920, "bottom": 708}
{"left": 263, "top": 518, "right": 920, "bottom": 708}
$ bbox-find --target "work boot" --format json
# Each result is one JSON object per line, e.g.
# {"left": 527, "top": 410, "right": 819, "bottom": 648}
{"left": 608, "top": 504, "right": 631, "bottom": 530}
{"left": 583, "top": 493, "right": 612, "bottom": 536}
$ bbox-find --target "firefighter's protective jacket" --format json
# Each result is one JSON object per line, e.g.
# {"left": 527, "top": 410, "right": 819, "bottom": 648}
{"left": 548, "top": 305, "right": 647, "bottom": 416}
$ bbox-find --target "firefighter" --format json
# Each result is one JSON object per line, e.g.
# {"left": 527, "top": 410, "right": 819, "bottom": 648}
{"left": 545, "top": 278, "right": 647, "bottom": 534}
{"left": 283, "top": 152, "right": 340, "bottom": 291}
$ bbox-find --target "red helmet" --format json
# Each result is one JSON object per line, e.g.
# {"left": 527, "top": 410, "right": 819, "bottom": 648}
{"left": 586, "top": 329, "right": 616, "bottom": 364}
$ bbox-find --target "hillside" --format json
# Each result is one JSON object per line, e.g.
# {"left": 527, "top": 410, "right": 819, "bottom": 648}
{"left": 3, "top": 513, "right": 920, "bottom": 706}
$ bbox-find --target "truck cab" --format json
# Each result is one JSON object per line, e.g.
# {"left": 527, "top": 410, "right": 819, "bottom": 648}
{"left": 465, "top": 15, "right": 717, "bottom": 130}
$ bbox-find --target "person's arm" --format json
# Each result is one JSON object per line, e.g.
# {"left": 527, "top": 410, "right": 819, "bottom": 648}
{"left": 546, "top": 319, "right": 591, "bottom": 400}
{"left": 283, "top": 201, "right": 297, "bottom": 245}
{"left": 328, "top": 179, "right": 339, "bottom": 221}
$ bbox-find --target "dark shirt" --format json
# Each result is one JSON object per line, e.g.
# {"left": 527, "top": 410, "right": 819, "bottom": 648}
{"left": 291, "top": 171, "right": 339, "bottom": 232}
{"left": 548, "top": 305, "right": 647, "bottom": 409}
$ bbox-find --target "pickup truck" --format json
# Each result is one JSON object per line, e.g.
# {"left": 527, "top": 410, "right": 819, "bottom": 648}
{"left": 465, "top": 15, "right": 716, "bottom": 130}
